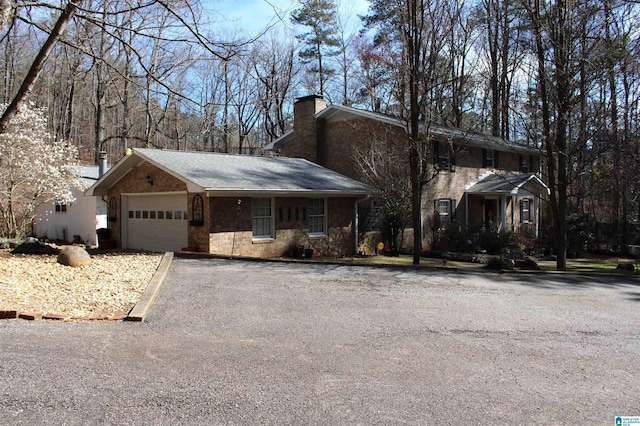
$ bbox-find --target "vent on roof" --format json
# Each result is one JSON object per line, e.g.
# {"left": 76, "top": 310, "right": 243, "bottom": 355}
{"left": 98, "top": 151, "right": 108, "bottom": 177}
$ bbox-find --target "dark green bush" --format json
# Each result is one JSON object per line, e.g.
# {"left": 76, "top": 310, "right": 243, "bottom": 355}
{"left": 518, "top": 257, "right": 540, "bottom": 270}
{"left": 566, "top": 214, "right": 596, "bottom": 257}
{"left": 11, "top": 240, "right": 59, "bottom": 255}
{"left": 432, "top": 221, "right": 521, "bottom": 256}
{"left": 485, "top": 256, "right": 513, "bottom": 270}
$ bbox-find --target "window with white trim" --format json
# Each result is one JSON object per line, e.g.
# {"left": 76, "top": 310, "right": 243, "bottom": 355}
{"left": 483, "top": 148, "right": 499, "bottom": 169}
{"left": 520, "top": 198, "right": 532, "bottom": 223}
{"left": 437, "top": 199, "right": 451, "bottom": 226}
{"left": 520, "top": 155, "right": 534, "bottom": 173}
{"left": 308, "top": 198, "right": 326, "bottom": 235}
{"left": 252, "top": 198, "right": 273, "bottom": 238}
{"left": 55, "top": 203, "right": 67, "bottom": 213}
{"left": 434, "top": 141, "right": 456, "bottom": 172}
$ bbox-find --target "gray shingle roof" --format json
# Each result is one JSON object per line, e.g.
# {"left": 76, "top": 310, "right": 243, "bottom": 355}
{"left": 135, "top": 148, "right": 373, "bottom": 194}
{"left": 79, "top": 166, "right": 102, "bottom": 185}
{"left": 465, "top": 172, "right": 549, "bottom": 195}
{"left": 265, "top": 104, "right": 540, "bottom": 155}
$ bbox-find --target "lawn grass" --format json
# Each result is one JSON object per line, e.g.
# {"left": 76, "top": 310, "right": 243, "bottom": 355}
{"left": 337, "top": 253, "right": 639, "bottom": 275}
{"left": 537, "top": 258, "right": 639, "bottom": 275}
{"left": 337, "top": 254, "right": 471, "bottom": 269}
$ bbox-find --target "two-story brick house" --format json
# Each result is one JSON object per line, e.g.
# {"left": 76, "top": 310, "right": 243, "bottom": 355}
{"left": 265, "top": 95, "right": 549, "bottom": 250}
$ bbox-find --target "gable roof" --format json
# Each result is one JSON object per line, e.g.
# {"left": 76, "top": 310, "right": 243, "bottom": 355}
{"left": 465, "top": 172, "right": 550, "bottom": 196}
{"left": 264, "top": 104, "right": 540, "bottom": 156}
{"left": 85, "top": 148, "right": 374, "bottom": 197}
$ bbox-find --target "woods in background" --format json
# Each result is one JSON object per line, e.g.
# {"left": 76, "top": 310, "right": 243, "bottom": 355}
{"left": 0, "top": 0, "right": 638, "bottom": 268}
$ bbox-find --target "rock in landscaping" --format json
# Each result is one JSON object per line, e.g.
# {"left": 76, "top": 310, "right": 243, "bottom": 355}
{"left": 57, "top": 246, "right": 92, "bottom": 267}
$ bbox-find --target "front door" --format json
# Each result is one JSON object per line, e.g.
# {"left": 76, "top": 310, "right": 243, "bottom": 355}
{"left": 484, "top": 199, "right": 498, "bottom": 229}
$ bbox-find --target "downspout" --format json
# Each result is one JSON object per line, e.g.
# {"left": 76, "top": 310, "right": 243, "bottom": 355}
{"left": 465, "top": 193, "right": 469, "bottom": 227}
{"left": 354, "top": 195, "right": 371, "bottom": 254}
{"left": 99, "top": 151, "right": 108, "bottom": 205}
{"left": 97, "top": 150, "right": 108, "bottom": 247}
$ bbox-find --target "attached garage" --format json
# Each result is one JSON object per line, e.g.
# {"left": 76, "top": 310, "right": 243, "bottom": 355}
{"left": 85, "top": 148, "right": 374, "bottom": 257}
{"left": 123, "top": 193, "right": 188, "bottom": 252}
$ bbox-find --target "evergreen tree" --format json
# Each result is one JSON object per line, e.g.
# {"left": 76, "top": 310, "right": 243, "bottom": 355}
{"left": 291, "top": 0, "right": 340, "bottom": 96}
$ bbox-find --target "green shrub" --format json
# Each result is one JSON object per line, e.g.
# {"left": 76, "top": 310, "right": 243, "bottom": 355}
{"left": 485, "top": 256, "right": 513, "bottom": 270}
{"left": 478, "top": 229, "right": 521, "bottom": 255}
{"left": 432, "top": 221, "right": 521, "bottom": 256}
{"left": 11, "top": 240, "right": 59, "bottom": 255}
{"left": 518, "top": 257, "right": 540, "bottom": 270}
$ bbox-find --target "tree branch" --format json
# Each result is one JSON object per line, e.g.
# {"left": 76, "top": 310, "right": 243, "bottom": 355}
{"left": 0, "top": 0, "right": 82, "bottom": 134}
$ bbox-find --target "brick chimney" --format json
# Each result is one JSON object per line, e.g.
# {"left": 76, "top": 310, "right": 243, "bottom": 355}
{"left": 289, "top": 94, "right": 327, "bottom": 165}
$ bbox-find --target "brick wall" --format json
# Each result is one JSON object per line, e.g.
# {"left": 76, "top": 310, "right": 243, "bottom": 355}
{"left": 324, "top": 119, "right": 405, "bottom": 180}
{"left": 208, "top": 196, "right": 357, "bottom": 258}
{"left": 187, "top": 193, "right": 211, "bottom": 252}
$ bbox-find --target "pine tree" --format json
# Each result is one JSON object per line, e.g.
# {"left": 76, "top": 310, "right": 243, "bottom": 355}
{"left": 291, "top": 0, "right": 340, "bottom": 96}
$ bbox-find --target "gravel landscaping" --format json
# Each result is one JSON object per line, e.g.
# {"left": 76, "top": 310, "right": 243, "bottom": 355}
{"left": 0, "top": 250, "right": 163, "bottom": 319}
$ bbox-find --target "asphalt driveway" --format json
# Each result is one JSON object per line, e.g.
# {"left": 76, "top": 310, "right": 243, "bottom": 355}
{"left": 1, "top": 257, "right": 639, "bottom": 425}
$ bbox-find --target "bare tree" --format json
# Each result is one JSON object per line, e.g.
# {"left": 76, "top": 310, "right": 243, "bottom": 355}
{"left": 523, "top": 0, "right": 574, "bottom": 270}
{"left": 364, "top": 0, "right": 454, "bottom": 264}
{"left": 0, "top": 0, "right": 82, "bottom": 134}
{"left": 355, "top": 130, "right": 412, "bottom": 254}
{"left": 252, "top": 31, "right": 298, "bottom": 143}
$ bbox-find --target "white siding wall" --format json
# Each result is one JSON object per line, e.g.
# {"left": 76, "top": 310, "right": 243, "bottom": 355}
{"left": 34, "top": 187, "right": 105, "bottom": 246}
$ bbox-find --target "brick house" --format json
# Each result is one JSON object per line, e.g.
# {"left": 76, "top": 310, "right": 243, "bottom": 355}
{"left": 265, "top": 95, "right": 549, "bottom": 250}
{"left": 85, "top": 148, "right": 373, "bottom": 257}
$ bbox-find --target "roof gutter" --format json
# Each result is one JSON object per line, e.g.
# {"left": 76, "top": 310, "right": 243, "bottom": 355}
{"left": 204, "top": 189, "right": 372, "bottom": 198}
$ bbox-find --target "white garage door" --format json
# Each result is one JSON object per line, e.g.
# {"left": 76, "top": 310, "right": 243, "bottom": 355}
{"left": 125, "top": 194, "right": 188, "bottom": 252}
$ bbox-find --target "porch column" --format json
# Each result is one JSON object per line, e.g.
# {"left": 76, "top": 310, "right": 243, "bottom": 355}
{"left": 535, "top": 195, "right": 540, "bottom": 238}
{"left": 501, "top": 195, "right": 507, "bottom": 231}
{"left": 511, "top": 195, "right": 515, "bottom": 232}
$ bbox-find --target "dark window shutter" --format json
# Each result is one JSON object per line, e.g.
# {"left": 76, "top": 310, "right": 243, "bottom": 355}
{"left": 450, "top": 198, "right": 457, "bottom": 219}
{"left": 520, "top": 155, "right": 529, "bottom": 173}
{"left": 433, "top": 141, "right": 440, "bottom": 166}
{"left": 529, "top": 155, "right": 534, "bottom": 173}
{"left": 482, "top": 148, "right": 487, "bottom": 168}
{"left": 494, "top": 150, "right": 499, "bottom": 169}
{"left": 519, "top": 199, "right": 524, "bottom": 223}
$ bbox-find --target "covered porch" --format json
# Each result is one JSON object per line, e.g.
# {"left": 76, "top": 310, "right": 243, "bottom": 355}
{"left": 463, "top": 173, "right": 550, "bottom": 237}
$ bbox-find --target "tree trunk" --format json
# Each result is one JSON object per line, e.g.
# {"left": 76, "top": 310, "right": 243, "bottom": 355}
{"left": 0, "top": 1, "right": 82, "bottom": 134}
{"left": 407, "top": 0, "right": 423, "bottom": 266}
{"left": 530, "top": 0, "right": 566, "bottom": 271}
{"left": 552, "top": 0, "right": 570, "bottom": 271}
